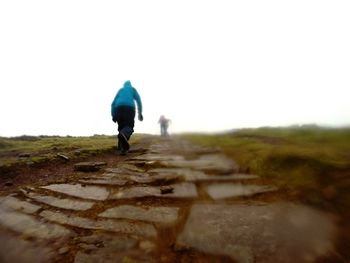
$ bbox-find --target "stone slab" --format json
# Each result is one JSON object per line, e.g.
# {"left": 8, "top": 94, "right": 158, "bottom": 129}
{"left": 26, "top": 193, "right": 95, "bottom": 211}
{"left": 41, "top": 184, "right": 109, "bottom": 200}
{"left": 106, "top": 164, "right": 145, "bottom": 173}
{"left": 74, "top": 161, "right": 107, "bottom": 172}
{"left": 132, "top": 154, "right": 184, "bottom": 162}
{"left": 0, "top": 206, "right": 73, "bottom": 240}
{"left": 148, "top": 168, "right": 207, "bottom": 181}
{"left": 0, "top": 196, "right": 41, "bottom": 214}
{"left": 99, "top": 205, "right": 179, "bottom": 225}
{"left": 78, "top": 233, "right": 138, "bottom": 251}
{"left": 0, "top": 232, "right": 54, "bottom": 263}
{"left": 176, "top": 203, "right": 336, "bottom": 263}
{"left": 161, "top": 154, "right": 238, "bottom": 174}
{"left": 79, "top": 178, "right": 128, "bottom": 186}
{"left": 196, "top": 174, "right": 259, "bottom": 182}
{"left": 129, "top": 174, "right": 181, "bottom": 184}
{"left": 74, "top": 251, "right": 155, "bottom": 263}
{"left": 148, "top": 168, "right": 259, "bottom": 182}
{"left": 205, "top": 183, "right": 277, "bottom": 199}
{"left": 40, "top": 210, "right": 157, "bottom": 238}
{"left": 110, "top": 183, "right": 197, "bottom": 199}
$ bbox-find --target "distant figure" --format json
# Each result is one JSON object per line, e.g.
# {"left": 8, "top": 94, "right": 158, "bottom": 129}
{"left": 158, "top": 115, "right": 171, "bottom": 137}
{"left": 111, "top": 80, "right": 143, "bottom": 155}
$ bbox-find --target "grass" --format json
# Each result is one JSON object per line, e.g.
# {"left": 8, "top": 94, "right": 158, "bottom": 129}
{"left": 0, "top": 134, "right": 143, "bottom": 167}
{"left": 181, "top": 126, "right": 350, "bottom": 205}
{"left": 182, "top": 126, "right": 350, "bottom": 261}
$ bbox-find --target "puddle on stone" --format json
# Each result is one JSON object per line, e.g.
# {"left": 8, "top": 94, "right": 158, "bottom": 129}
{"left": 41, "top": 184, "right": 109, "bottom": 200}
{"left": 205, "top": 183, "right": 277, "bottom": 199}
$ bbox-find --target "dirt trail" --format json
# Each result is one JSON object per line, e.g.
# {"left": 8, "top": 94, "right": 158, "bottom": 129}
{"left": 0, "top": 136, "right": 342, "bottom": 263}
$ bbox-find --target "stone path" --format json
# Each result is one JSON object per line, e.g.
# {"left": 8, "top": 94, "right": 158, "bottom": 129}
{"left": 0, "top": 137, "right": 338, "bottom": 263}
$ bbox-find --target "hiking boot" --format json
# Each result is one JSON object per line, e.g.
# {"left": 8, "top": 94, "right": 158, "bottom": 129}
{"left": 117, "top": 139, "right": 122, "bottom": 153}
{"left": 118, "top": 132, "right": 130, "bottom": 151}
{"left": 119, "top": 148, "right": 128, "bottom": 156}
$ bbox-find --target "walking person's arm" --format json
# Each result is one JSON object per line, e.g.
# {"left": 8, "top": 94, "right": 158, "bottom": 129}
{"left": 133, "top": 88, "right": 143, "bottom": 121}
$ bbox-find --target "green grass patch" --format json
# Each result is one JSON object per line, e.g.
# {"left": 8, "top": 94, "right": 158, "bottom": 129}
{"left": 0, "top": 134, "right": 144, "bottom": 167}
{"left": 182, "top": 126, "right": 350, "bottom": 190}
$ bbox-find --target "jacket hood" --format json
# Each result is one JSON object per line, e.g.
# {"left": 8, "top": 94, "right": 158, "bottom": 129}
{"left": 123, "top": 80, "right": 132, "bottom": 89}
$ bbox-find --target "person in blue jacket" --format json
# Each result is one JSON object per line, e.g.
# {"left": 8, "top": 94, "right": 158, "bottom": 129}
{"left": 111, "top": 80, "right": 143, "bottom": 155}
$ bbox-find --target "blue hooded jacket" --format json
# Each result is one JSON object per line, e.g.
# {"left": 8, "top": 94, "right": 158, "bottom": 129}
{"left": 111, "top": 81, "right": 143, "bottom": 119}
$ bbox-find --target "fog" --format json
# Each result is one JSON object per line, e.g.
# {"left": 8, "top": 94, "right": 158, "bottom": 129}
{"left": 1, "top": 0, "right": 349, "bottom": 136}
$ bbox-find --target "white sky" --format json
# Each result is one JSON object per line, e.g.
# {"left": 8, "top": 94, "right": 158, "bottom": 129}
{"left": 0, "top": 0, "right": 349, "bottom": 137}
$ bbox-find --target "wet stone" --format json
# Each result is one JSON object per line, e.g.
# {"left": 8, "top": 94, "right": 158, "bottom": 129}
{"left": 161, "top": 154, "right": 239, "bottom": 174}
{"left": 74, "top": 251, "right": 155, "bottom": 263}
{"left": 110, "top": 183, "right": 198, "bottom": 199}
{"left": 176, "top": 203, "right": 336, "bottom": 263}
{"left": 132, "top": 153, "right": 184, "bottom": 162}
{"left": 58, "top": 246, "right": 70, "bottom": 255}
{"left": 111, "top": 186, "right": 159, "bottom": 199}
{"left": 147, "top": 168, "right": 207, "bottom": 180}
{"left": 40, "top": 210, "right": 157, "bottom": 238}
{"left": 127, "top": 160, "right": 165, "bottom": 170}
{"left": 78, "top": 178, "right": 128, "bottom": 186}
{"left": 0, "top": 232, "right": 54, "bottom": 263}
{"left": 74, "top": 161, "right": 107, "bottom": 172}
{"left": 41, "top": 184, "right": 109, "bottom": 200}
{"left": 26, "top": 192, "right": 95, "bottom": 211}
{"left": 79, "top": 243, "right": 98, "bottom": 251}
{"left": 129, "top": 174, "right": 181, "bottom": 184}
{"left": 148, "top": 168, "right": 259, "bottom": 182}
{"left": 78, "top": 233, "right": 138, "bottom": 252}
{"left": 0, "top": 206, "right": 73, "bottom": 240}
{"left": 190, "top": 173, "right": 259, "bottom": 182}
{"left": 205, "top": 183, "right": 278, "bottom": 199}
{"left": 139, "top": 240, "right": 156, "bottom": 253}
{"left": 107, "top": 163, "right": 145, "bottom": 173}
{"left": 99, "top": 205, "right": 179, "bottom": 225}
{"left": 0, "top": 195, "right": 41, "bottom": 214}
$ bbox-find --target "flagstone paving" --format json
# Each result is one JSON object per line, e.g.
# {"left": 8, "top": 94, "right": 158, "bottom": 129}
{"left": 41, "top": 184, "right": 109, "bottom": 201}
{"left": 176, "top": 203, "right": 337, "bottom": 263}
{"left": 25, "top": 192, "right": 95, "bottom": 211}
{"left": 0, "top": 137, "right": 339, "bottom": 262}
{"left": 0, "top": 195, "right": 41, "bottom": 214}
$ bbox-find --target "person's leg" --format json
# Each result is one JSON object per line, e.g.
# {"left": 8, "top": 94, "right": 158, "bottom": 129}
{"left": 115, "top": 108, "right": 123, "bottom": 152}
{"left": 119, "top": 107, "right": 135, "bottom": 139}
{"left": 161, "top": 124, "right": 166, "bottom": 136}
{"left": 116, "top": 106, "right": 135, "bottom": 154}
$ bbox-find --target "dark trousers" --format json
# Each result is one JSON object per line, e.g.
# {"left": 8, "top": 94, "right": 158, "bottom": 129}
{"left": 115, "top": 106, "right": 135, "bottom": 140}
